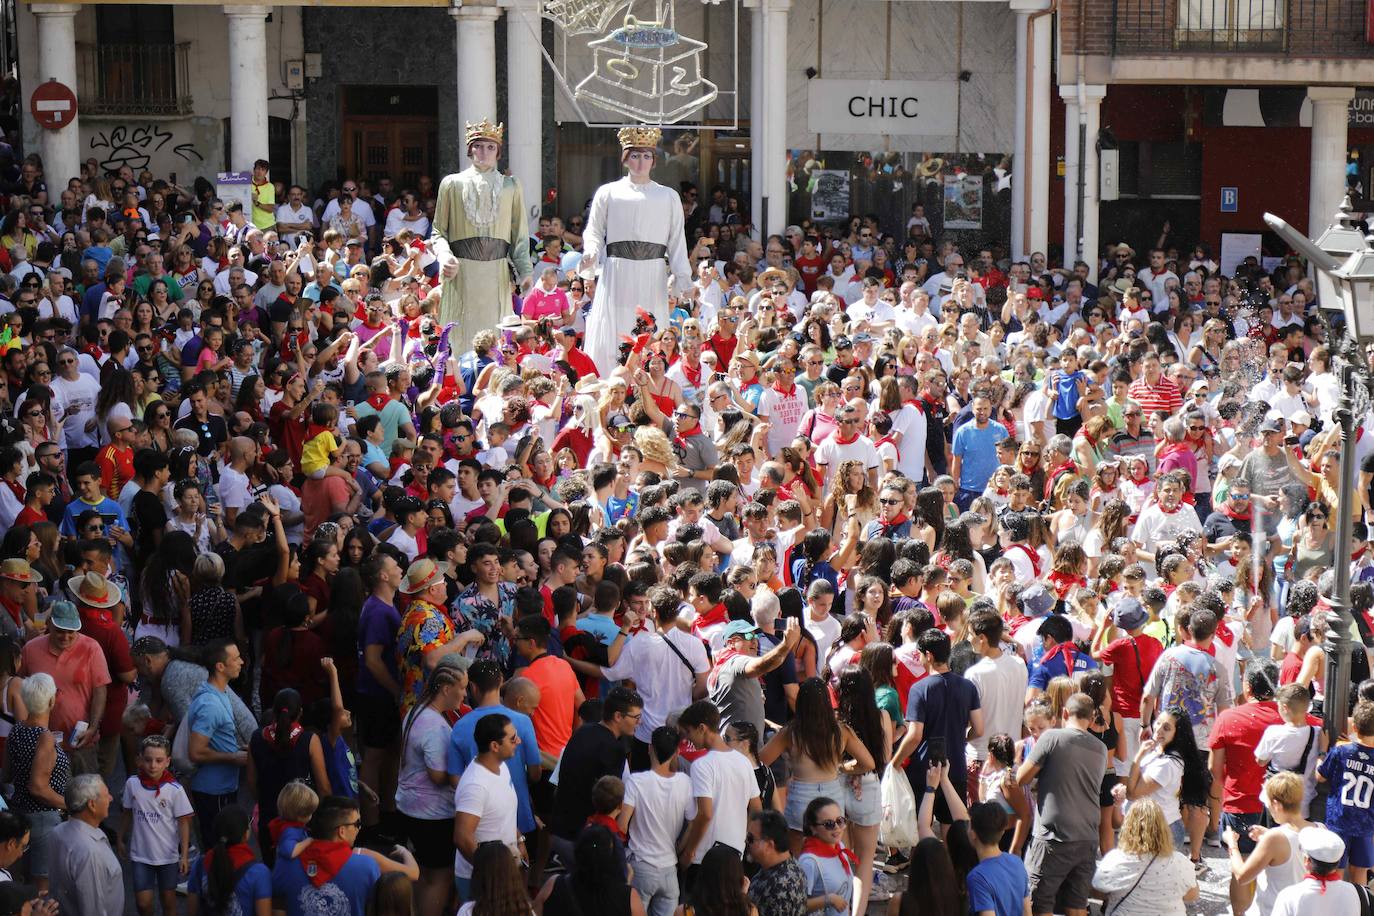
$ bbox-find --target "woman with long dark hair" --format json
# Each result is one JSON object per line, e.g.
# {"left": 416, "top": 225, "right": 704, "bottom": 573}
{"left": 760, "top": 678, "right": 875, "bottom": 853}
{"left": 1112, "top": 705, "right": 1211, "bottom": 867}
{"left": 186, "top": 805, "right": 271, "bottom": 916}
{"left": 398, "top": 664, "right": 466, "bottom": 916}
{"left": 681, "top": 841, "right": 755, "bottom": 916}
{"left": 836, "top": 668, "right": 890, "bottom": 914}
{"left": 534, "top": 824, "right": 641, "bottom": 915}
{"left": 260, "top": 588, "right": 328, "bottom": 708}
{"left": 137, "top": 529, "right": 196, "bottom": 647}
{"left": 460, "top": 841, "right": 532, "bottom": 916}
{"left": 246, "top": 688, "right": 331, "bottom": 865}
{"left": 932, "top": 512, "right": 989, "bottom": 594}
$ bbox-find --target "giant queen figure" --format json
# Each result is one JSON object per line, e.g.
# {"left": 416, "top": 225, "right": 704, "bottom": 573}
{"left": 430, "top": 119, "right": 533, "bottom": 351}
{"left": 581, "top": 126, "right": 694, "bottom": 375}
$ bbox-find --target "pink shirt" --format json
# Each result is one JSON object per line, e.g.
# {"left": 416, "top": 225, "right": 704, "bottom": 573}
{"left": 21, "top": 635, "right": 112, "bottom": 739}
{"left": 522, "top": 287, "right": 570, "bottom": 322}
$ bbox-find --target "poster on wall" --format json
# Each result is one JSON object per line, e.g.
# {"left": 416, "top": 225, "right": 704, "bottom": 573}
{"left": 810, "top": 169, "right": 851, "bottom": 222}
{"left": 942, "top": 173, "right": 983, "bottom": 230}
{"left": 217, "top": 172, "right": 253, "bottom": 219}
{"left": 1220, "top": 232, "right": 1263, "bottom": 276}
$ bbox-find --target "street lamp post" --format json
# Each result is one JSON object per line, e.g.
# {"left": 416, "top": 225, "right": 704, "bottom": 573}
{"left": 1264, "top": 203, "right": 1374, "bottom": 747}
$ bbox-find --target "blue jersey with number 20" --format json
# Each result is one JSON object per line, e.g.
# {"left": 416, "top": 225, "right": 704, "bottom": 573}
{"left": 1320, "top": 742, "right": 1374, "bottom": 837}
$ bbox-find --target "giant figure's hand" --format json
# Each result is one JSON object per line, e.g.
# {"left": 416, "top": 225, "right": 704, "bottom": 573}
{"left": 441, "top": 255, "right": 460, "bottom": 279}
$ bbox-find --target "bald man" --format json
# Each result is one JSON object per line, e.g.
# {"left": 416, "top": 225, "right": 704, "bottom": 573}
{"left": 218, "top": 436, "right": 258, "bottom": 525}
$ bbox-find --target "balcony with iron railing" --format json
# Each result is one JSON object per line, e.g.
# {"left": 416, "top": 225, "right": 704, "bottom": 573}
{"left": 76, "top": 42, "right": 193, "bottom": 116}
{"left": 1109, "top": 0, "right": 1374, "bottom": 56}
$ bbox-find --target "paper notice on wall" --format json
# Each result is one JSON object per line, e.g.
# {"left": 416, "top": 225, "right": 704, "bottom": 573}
{"left": 216, "top": 172, "right": 253, "bottom": 220}
{"left": 810, "top": 169, "right": 851, "bottom": 222}
{"left": 942, "top": 174, "right": 983, "bottom": 230}
{"left": 1220, "top": 232, "right": 1262, "bottom": 276}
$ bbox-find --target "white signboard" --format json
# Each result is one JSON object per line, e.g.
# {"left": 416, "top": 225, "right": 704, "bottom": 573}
{"left": 1220, "top": 232, "right": 1262, "bottom": 277}
{"left": 807, "top": 79, "right": 958, "bottom": 137}
{"left": 216, "top": 171, "right": 253, "bottom": 219}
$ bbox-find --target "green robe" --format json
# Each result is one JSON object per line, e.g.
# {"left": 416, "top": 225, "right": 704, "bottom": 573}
{"left": 430, "top": 166, "right": 532, "bottom": 353}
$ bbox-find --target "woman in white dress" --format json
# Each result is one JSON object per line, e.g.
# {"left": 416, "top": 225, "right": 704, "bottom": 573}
{"left": 580, "top": 126, "right": 694, "bottom": 376}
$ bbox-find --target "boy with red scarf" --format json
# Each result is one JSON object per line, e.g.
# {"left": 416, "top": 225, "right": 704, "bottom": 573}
{"left": 121, "top": 735, "right": 193, "bottom": 916}
{"left": 274, "top": 798, "right": 383, "bottom": 916}
{"left": 1026, "top": 614, "right": 1098, "bottom": 702}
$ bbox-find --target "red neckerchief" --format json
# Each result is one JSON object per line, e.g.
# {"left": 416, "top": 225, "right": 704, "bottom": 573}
{"left": 587, "top": 812, "right": 628, "bottom": 842}
{"left": 206, "top": 843, "right": 257, "bottom": 876}
{"left": 138, "top": 770, "right": 178, "bottom": 796}
{"left": 681, "top": 359, "right": 703, "bottom": 389}
{"left": 1045, "top": 460, "right": 1077, "bottom": 501}
{"left": 269, "top": 817, "right": 305, "bottom": 846}
{"left": 0, "top": 596, "right": 21, "bottom": 628}
{"left": 1155, "top": 500, "right": 1183, "bottom": 515}
{"left": 305, "top": 423, "right": 332, "bottom": 441}
{"left": 366, "top": 392, "right": 390, "bottom": 412}
{"left": 1046, "top": 570, "right": 1086, "bottom": 600}
{"left": 833, "top": 430, "right": 860, "bottom": 446}
{"left": 879, "top": 512, "right": 910, "bottom": 537}
{"left": 874, "top": 435, "right": 900, "bottom": 462}
{"left": 1214, "top": 625, "right": 1235, "bottom": 648}
{"left": 1303, "top": 872, "right": 1337, "bottom": 895}
{"left": 262, "top": 722, "right": 303, "bottom": 747}
{"left": 1007, "top": 614, "right": 1038, "bottom": 638}
{"left": 1007, "top": 543, "right": 1041, "bottom": 578}
{"left": 0, "top": 478, "right": 23, "bottom": 503}
{"left": 901, "top": 398, "right": 923, "bottom": 413}
{"left": 298, "top": 840, "right": 354, "bottom": 887}
{"left": 771, "top": 381, "right": 797, "bottom": 398}
{"left": 800, "top": 837, "right": 859, "bottom": 875}
{"left": 708, "top": 641, "right": 743, "bottom": 689}
{"left": 1221, "top": 502, "right": 1251, "bottom": 521}
{"left": 693, "top": 603, "right": 728, "bottom": 635}
{"left": 674, "top": 423, "right": 700, "bottom": 451}
{"left": 1158, "top": 441, "right": 1190, "bottom": 464}
{"left": 1040, "top": 640, "right": 1078, "bottom": 674}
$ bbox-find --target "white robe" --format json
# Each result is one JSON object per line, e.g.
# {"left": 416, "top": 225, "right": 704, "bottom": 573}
{"left": 581, "top": 177, "right": 693, "bottom": 375}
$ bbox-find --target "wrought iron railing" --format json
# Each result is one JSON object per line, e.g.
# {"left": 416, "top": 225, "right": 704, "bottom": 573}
{"left": 1111, "top": 0, "right": 1374, "bottom": 56}
{"left": 76, "top": 42, "right": 193, "bottom": 116}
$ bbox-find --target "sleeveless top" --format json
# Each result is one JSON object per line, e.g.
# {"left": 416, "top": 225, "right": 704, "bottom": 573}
{"left": 1248, "top": 823, "right": 1302, "bottom": 916}
{"left": 979, "top": 766, "right": 1015, "bottom": 815}
{"left": 0, "top": 676, "right": 16, "bottom": 741}
{"left": 8, "top": 721, "right": 69, "bottom": 813}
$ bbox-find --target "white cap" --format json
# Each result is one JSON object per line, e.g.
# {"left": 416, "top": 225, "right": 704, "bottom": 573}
{"left": 1298, "top": 826, "right": 1346, "bottom": 864}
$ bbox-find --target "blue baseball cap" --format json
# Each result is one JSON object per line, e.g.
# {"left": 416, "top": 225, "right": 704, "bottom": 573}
{"left": 1017, "top": 584, "right": 1055, "bottom": 618}
{"left": 722, "top": 620, "right": 761, "bottom": 640}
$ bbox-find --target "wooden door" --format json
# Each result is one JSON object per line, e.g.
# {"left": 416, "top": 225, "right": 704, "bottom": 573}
{"left": 341, "top": 117, "right": 437, "bottom": 189}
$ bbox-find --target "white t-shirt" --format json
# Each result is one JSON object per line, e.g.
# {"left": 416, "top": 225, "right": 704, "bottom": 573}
{"left": 965, "top": 653, "right": 1029, "bottom": 761}
{"left": 688, "top": 749, "right": 758, "bottom": 864}
{"left": 624, "top": 770, "right": 695, "bottom": 869}
{"left": 813, "top": 435, "right": 879, "bottom": 490}
{"left": 387, "top": 527, "right": 420, "bottom": 564}
{"left": 322, "top": 198, "right": 377, "bottom": 228}
{"left": 52, "top": 373, "right": 101, "bottom": 449}
{"left": 218, "top": 465, "right": 252, "bottom": 512}
{"left": 1272, "top": 878, "right": 1360, "bottom": 916}
{"left": 889, "top": 402, "right": 928, "bottom": 483}
{"left": 1132, "top": 750, "right": 1183, "bottom": 826}
{"left": 38, "top": 295, "right": 78, "bottom": 324}
{"left": 603, "top": 630, "right": 709, "bottom": 742}
{"left": 122, "top": 776, "right": 195, "bottom": 865}
{"left": 453, "top": 761, "right": 518, "bottom": 879}
{"left": 1256, "top": 723, "right": 1322, "bottom": 809}
{"left": 384, "top": 210, "right": 430, "bottom": 239}
{"left": 805, "top": 613, "right": 841, "bottom": 664}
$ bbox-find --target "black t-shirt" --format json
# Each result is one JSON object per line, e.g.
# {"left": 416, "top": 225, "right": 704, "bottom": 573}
{"left": 131, "top": 489, "right": 168, "bottom": 564}
{"left": 1203, "top": 510, "right": 1250, "bottom": 543}
{"left": 174, "top": 413, "right": 229, "bottom": 459}
{"left": 550, "top": 722, "right": 628, "bottom": 839}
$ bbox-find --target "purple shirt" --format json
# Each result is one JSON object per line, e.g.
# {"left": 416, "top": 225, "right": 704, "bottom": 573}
{"left": 356, "top": 594, "right": 401, "bottom": 698}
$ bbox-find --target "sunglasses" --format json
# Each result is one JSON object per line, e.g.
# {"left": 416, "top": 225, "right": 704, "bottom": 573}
{"left": 815, "top": 817, "right": 847, "bottom": 830}
{"left": 879, "top": 498, "right": 902, "bottom": 505}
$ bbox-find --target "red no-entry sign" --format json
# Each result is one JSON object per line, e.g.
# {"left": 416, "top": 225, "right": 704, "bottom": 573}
{"left": 30, "top": 79, "right": 77, "bottom": 130}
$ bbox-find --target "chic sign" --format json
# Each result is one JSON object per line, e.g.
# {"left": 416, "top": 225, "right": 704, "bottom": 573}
{"left": 806, "top": 79, "right": 958, "bottom": 136}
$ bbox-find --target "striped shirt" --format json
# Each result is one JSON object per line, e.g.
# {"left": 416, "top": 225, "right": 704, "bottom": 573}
{"left": 1127, "top": 376, "right": 1183, "bottom": 417}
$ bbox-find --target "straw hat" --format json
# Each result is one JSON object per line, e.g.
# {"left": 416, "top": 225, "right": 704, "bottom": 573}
{"left": 0, "top": 559, "right": 38, "bottom": 584}
{"left": 67, "top": 571, "right": 122, "bottom": 609}
{"left": 401, "top": 558, "right": 444, "bottom": 595}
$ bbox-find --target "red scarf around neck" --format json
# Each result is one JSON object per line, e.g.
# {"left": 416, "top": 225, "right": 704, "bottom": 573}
{"left": 138, "top": 770, "right": 179, "bottom": 796}
{"left": 298, "top": 840, "right": 354, "bottom": 887}
{"left": 1046, "top": 570, "right": 1087, "bottom": 600}
{"left": 269, "top": 817, "right": 305, "bottom": 846}
{"left": 693, "top": 603, "right": 728, "bottom": 635}
{"left": 1303, "top": 872, "right": 1337, "bottom": 895}
{"left": 1040, "top": 640, "right": 1078, "bottom": 674}
{"left": 206, "top": 843, "right": 257, "bottom": 876}
{"left": 833, "top": 430, "right": 860, "bottom": 446}
{"left": 874, "top": 435, "right": 900, "bottom": 462}
{"left": 800, "top": 837, "right": 859, "bottom": 875}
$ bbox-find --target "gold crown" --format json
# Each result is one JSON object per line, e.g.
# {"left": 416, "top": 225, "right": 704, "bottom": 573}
{"left": 617, "top": 126, "right": 662, "bottom": 151}
{"left": 465, "top": 119, "right": 505, "bottom": 147}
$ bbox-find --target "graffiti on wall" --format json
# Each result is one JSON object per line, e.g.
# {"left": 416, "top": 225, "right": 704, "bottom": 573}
{"left": 88, "top": 124, "right": 205, "bottom": 174}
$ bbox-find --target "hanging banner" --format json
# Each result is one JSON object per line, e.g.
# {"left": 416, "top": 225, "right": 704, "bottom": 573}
{"left": 810, "top": 169, "right": 851, "bottom": 222}
{"left": 942, "top": 173, "right": 983, "bottom": 230}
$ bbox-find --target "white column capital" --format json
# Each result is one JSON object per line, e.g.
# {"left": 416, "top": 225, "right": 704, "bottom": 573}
{"left": 1308, "top": 86, "right": 1356, "bottom": 105}
{"left": 1009, "top": 0, "right": 1052, "bottom": 13}
{"left": 29, "top": 4, "right": 79, "bottom": 18}
{"left": 1059, "top": 84, "right": 1106, "bottom": 103}
{"left": 451, "top": 0, "right": 503, "bottom": 21}
{"left": 496, "top": 0, "right": 540, "bottom": 10}
{"left": 223, "top": 4, "right": 270, "bottom": 19}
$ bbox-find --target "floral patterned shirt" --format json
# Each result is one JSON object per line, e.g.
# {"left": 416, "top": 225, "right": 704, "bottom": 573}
{"left": 749, "top": 858, "right": 808, "bottom": 916}
{"left": 453, "top": 582, "right": 519, "bottom": 672}
{"left": 396, "top": 598, "right": 455, "bottom": 711}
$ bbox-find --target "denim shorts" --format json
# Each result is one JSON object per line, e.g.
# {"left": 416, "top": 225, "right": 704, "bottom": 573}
{"left": 783, "top": 777, "right": 846, "bottom": 831}
{"left": 843, "top": 773, "right": 882, "bottom": 827}
{"left": 133, "top": 861, "right": 181, "bottom": 893}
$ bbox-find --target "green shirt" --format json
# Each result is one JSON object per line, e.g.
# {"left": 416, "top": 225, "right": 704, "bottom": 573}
{"left": 132, "top": 272, "right": 184, "bottom": 302}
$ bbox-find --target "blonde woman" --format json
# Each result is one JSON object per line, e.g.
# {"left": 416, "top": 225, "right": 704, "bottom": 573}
{"left": 1092, "top": 799, "right": 1198, "bottom": 915}
{"left": 633, "top": 426, "right": 677, "bottom": 478}
{"left": 1225, "top": 771, "right": 1311, "bottom": 916}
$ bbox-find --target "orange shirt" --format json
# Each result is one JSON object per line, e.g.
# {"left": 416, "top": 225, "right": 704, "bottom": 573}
{"left": 97, "top": 443, "right": 134, "bottom": 499}
{"left": 523, "top": 653, "right": 579, "bottom": 758}
{"left": 21, "top": 635, "right": 111, "bottom": 739}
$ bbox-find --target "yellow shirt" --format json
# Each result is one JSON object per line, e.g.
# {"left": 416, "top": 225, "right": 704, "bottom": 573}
{"left": 251, "top": 180, "right": 277, "bottom": 231}
{"left": 300, "top": 428, "right": 339, "bottom": 475}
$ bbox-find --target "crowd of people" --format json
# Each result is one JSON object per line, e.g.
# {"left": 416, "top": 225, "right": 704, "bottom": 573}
{"left": 0, "top": 142, "right": 1371, "bottom": 916}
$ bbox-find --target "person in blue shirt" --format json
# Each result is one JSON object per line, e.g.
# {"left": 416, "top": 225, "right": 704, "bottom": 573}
{"left": 61, "top": 462, "right": 134, "bottom": 574}
{"left": 1026, "top": 614, "right": 1097, "bottom": 700}
{"left": 273, "top": 798, "right": 381, "bottom": 916}
{"left": 1051, "top": 349, "right": 1088, "bottom": 437}
{"left": 187, "top": 805, "right": 272, "bottom": 916}
{"left": 446, "top": 660, "right": 541, "bottom": 837}
{"left": 576, "top": 579, "right": 624, "bottom": 648}
{"left": 966, "top": 802, "right": 1031, "bottom": 916}
{"left": 1317, "top": 701, "right": 1374, "bottom": 883}
{"left": 186, "top": 640, "right": 248, "bottom": 848}
{"left": 950, "top": 394, "right": 1009, "bottom": 511}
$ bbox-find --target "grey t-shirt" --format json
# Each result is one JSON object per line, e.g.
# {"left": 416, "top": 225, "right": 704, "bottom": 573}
{"left": 1238, "top": 449, "right": 1297, "bottom": 498}
{"left": 160, "top": 659, "right": 256, "bottom": 747}
{"left": 1025, "top": 726, "right": 1107, "bottom": 844}
{"left": 709, "top": 654, "right": 764, "bottom": 736}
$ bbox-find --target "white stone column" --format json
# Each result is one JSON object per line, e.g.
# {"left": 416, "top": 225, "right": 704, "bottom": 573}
{"left": 747, "top": 0, "right": 763, "bottom": 240}
{"left": 225, "top": 5, "right": 271, "bottom": 171}
{"left": 31, "top": 4, "right": 80, "bottom": 187}
{"left": 1010, "top": 0, "right": 1050, "bottom": 259}
{"left": 453, "top": 0, "right": 502, "bottom": 171}
{"left": 503, "top": 0, "right": 542, "bottom": 226}
{"left": 1308, "top": 86, "right": 1355, "bottom": 235}
{"left": 761, "top": 0, "right": 790, "bottom": 239}
{"left": 1059, "top": 83, "right": 1106, "bottom": 276}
